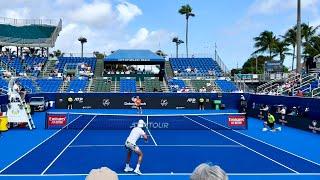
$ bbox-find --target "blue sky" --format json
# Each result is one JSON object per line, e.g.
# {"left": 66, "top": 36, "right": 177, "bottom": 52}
{"left": 1, "top": 0, "right": 320, "bottom": 69}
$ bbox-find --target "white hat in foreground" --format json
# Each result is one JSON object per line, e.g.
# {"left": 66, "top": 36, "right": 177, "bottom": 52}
{"left": 86, "top": 167, "right": 118, "bottom": 180}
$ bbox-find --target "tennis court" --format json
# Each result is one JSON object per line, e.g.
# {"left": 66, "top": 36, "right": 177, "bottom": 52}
{"left": 1, "top": 109, "right": 320, "bottom": 180}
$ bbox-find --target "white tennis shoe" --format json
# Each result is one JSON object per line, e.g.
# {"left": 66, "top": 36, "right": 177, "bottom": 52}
{"left": 124, "top": 166, "right": 134, "bottom": 172}
{"left": 262, "top": 128, "right": 268, "bottom": 132}
{"left": 134, "top": 169, "right": 142, "bottom": 175}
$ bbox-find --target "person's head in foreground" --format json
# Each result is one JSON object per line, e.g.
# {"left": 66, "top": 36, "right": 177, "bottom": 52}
{"left": 137, "top": 119, "right": 145, "bottom": 128}
{"left": 190, "top": 163, "right": 228, "bottom": 180}
{"left": 86, "top": 167, "right": 118, "bottom": 180}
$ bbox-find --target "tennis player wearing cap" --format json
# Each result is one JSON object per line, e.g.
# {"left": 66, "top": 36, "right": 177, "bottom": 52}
{"left": 124, "top": 119, "right": 148, "bottom": 175}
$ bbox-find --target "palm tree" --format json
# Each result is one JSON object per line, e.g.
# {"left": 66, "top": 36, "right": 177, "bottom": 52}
{"left": 172, "top": 37, "right": 184, "bottom": 58}
{"left": 274, "top": 39, "right": 290, "bottom": 62}
{"left": 78, "top": 37, "right": 87, "bottom": 58}
{"left": 253, "top": 31, "right": 278, "bottom": 59}
{"left": 283, "top": 28, "right": 297, "bottom": 71}
{"left": 179, "top": 4, "right": 195, "bottom": 58}
{"left": 301, "top": 23, "right": 320, "bottom": 45}
{"left": 304, "top": 36, "right": 320, "bottom": 57}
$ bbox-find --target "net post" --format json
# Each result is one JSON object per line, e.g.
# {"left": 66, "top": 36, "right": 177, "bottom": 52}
{"left": 146, "top": 115, "right": 149, "bottom": 128}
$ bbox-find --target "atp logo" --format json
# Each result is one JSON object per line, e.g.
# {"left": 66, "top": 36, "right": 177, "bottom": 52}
{"left": 160, "top": 99, "right": 168, "bottom": 107}
{"left": 102, "top": 99, "right": 111, "bottom": 107}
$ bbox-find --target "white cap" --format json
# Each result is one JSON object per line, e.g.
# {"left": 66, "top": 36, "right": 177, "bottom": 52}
{"left": 137, "top": 119, "right": 145, "bottom": 128}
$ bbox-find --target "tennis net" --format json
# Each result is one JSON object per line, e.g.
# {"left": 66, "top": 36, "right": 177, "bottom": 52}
{"left": 45, "top": 112, "right": 247, "bottom": 130}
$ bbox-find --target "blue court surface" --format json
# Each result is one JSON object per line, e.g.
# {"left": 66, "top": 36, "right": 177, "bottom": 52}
{"left": 1, "top": 109, "right": 320, "bottom": 180}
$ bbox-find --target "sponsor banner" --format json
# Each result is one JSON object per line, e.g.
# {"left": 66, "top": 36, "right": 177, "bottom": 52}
{"left": 55, "top": 94, "right": 215, "bottom": 109}
{"left": 228, "top": 115, "right": 246, "bottom": 127}
{"left": 47, "top": 114, "right": 67, "bottom": 127}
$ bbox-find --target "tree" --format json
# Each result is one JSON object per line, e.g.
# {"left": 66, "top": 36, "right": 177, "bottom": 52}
{"left": 304, "top": 35, "right": 320, "bottom": 57}
{"left": 53, "top": 50, "right": 64, "bottom": 57}
{"left": 78, "top": 37, "right": 87, "bottom": 58}
{"left": 179, "top": 4, "right": 195, "bottom": 58}
{"left": 155, "top": 50, "right": 167, "bottom": 58}
{"left": 93, "top": 51, "right": 105, "bottom": 59}
{"left": 283, "top": 28, "right": 297, "bottom": 71}
{"left": 253, "top": 31, "right": 278, "bottom": 59}
{"left": 301, "top": 23, "right": 320, "bottom": 46}
{"left": 172, "top": 37, "right": 184, "bottom": 58}
{"left": 274, "top": 39, "right": 290, "bottom": 62}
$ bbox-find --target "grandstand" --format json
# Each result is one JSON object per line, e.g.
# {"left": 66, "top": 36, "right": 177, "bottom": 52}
{"left": 0, "top": 17, "right": 61, "bottom": 48}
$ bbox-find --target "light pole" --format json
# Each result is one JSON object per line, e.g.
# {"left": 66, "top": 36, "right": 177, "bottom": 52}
{"left": 78, "top": 37, "right": 87, "bottom": 58}
{"left": 172, "top": 37, "right": 184, "bottom": 58}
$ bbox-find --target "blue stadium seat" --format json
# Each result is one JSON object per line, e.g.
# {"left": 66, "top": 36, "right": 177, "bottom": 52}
{"left": 25, "top": 56, "right": 47, "bottom": 77}
{"left": 120, "top": 79, "right": 136, "bottom": 92}
{"left": 215, "top": 80, "right": 238, "bottom": 92}
{"left": 0, "top": 78, "right": 8, "bottom": 91}
{"left": 56, "top": 57, "right": 96, "bottom": 73}
{"left": 67, "top": 79, "right": 88, "bottom": 92}
{"left": 17, "top": 78, "right": 37, "bottom": 93}
{"left": 168, "top": 79, "right": 186, "bottom": 92}
{"left": 169, "top": 58, "right": 223, "bottom": 77}
{"left": 36, "top": 78, "right": 63, "bottom": 92}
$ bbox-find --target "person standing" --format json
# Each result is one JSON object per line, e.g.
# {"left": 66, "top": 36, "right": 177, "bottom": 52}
{"left": 124, "top": 120, "right": 148, "bottom": 175}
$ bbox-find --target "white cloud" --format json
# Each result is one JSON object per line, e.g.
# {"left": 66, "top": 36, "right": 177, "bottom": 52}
{"left": 128, "top": 28, "right": 174, "bottom": 50}
{"left": 249, "top": 0, "right": 319, "bottom": 15}
{"left": 0, "top": 0, "right": 174, "bottom": 54}
{"left": 4, "top": 8, "right": 30, "bottom": 20}
{"left": 116, "top": 1, "right": 142, "bottom": 25}
{"left": 68, "top": 1, "right": 114, "bottom": 28}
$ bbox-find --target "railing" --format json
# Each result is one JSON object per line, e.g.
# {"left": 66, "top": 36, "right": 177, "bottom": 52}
{"left": 0, "top": 17, "right": 60, "bottom": 26}
{"left": 234, "top": 75, "right": 250, "bottom": 92}
{"left": 283, "top": 73, "right": 317, "bottom": 94}
{"left": 312, "top": 87, "right": 320, "bottom": 97}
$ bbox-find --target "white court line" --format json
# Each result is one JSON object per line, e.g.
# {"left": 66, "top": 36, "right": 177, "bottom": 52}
{"left": 40, "top": 115, "right": 97, "bottom": 175}
{"left": 146, "top": 116, "right": 158, "bottom": 146}
{"left": 183, "top": 116, "right": 299, "bottom": 174}
{"left": 68, "top": 144, "right": 242, "bottom": 148}
{"left": 198, "top": 116, "right": 320, "bottom": 167}
{"left": 0, "top": 173, "right": 320, "bottom": 176}
{"left": 0, "top": 115, "right": 84, "bottom": 174}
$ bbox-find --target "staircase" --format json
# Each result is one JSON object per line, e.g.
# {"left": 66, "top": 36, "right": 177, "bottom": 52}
{"left": 165, "top": 60, "right": 174, "bottom": 77}
{"left": 94, "top": 58, "right": 104, "bottom": 77}
{"left": 111, "top": 80, "right": 118, "bottom": 92}
{"left": 41, "top": 57, "right": 58, "bottom": 77}
{"left": 59, "top": 80, "right": 69, "bottom": 92}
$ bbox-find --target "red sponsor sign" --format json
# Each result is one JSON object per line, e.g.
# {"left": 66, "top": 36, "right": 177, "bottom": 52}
{"left": 228, "top": 115, "right": 246, "bottom": 127}
{"left": 47, "top": 115, "right": 67, "bottom": 126}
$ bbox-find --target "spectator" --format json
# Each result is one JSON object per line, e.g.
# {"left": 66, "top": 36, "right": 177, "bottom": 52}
{"left": 190, "top": 163, "right": 228, "bottom": 180}
{"left": 296, "top": 90, "right": 303, "bottom": 97}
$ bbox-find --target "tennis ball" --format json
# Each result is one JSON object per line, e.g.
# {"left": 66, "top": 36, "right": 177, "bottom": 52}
{"left": 171, "top": 172, "right": 173, "bottom": 174}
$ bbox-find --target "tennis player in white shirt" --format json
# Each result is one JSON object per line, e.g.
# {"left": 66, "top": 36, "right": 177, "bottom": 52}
{"left": 124, "top": 120, "right": 148, "bottom": 175}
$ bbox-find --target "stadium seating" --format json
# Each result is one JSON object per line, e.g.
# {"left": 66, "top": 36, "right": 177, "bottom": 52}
{"left": 67, "top": 79, "right": 88, "bottom": 92}
{"left": 36, "top": 78, "right": 62, "bottom": 92}
{"left": 0, "top": 56, "right": 24, "bottom": 74}
{"left": 17, "top": 78, "right": 37, "bottom": 93}
{"left": 0, "top": 24, "right": 56, "bottom": 40}
{"left": 120, "top": 79, "right": 136, "bottom": 92}
{"left": 94, "top": 79, "right": 112, "bottom": 92}
{"left": 191, "top": 79, "right": 211, "bottom": 92}
{"left": 0, "top": 78, "right": 8, "bottom": 91}
{"left": 25, "top": 56, "right": 47, "bottom": 76}
{"left": 169, "top": 58, "right": 222, "bottom": 77}
{"left": 144, "top": 78, "right": 161, "bottom": 92}
{"left": 56, "top": 57, "right": 96, "bottom": 73}
{"left": 215, "top": 80, "right": 238, "bottom": 92}
{"left": 168, "top": 79, "right": 186, "bottom": 92}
